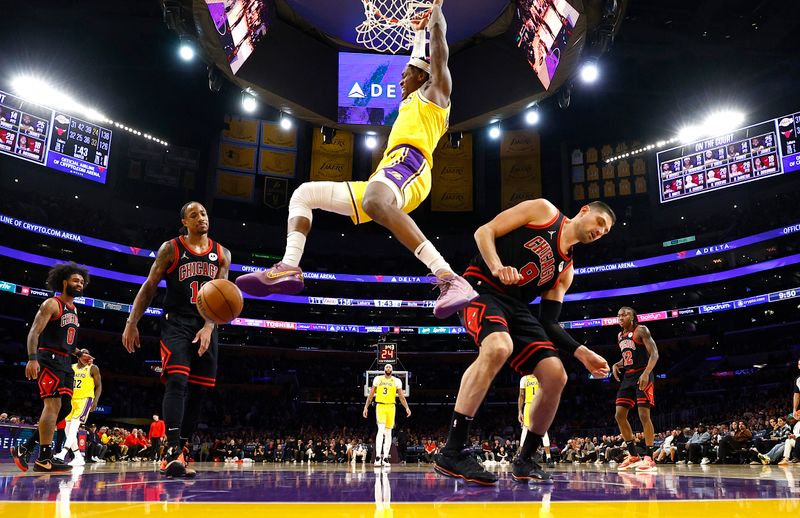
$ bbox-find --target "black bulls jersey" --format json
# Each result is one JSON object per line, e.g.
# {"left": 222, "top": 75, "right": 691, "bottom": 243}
{"left": 618, "top": 326, "right": 649, "bottom": 375}
{"left": 163, "top": 236, "right": 222, "bottom": 317}
{"left": 39, "top": 297, "right": 79, "bottom": 354}
{"left": 464, "top": 212, "right": 573, "bottom": 303}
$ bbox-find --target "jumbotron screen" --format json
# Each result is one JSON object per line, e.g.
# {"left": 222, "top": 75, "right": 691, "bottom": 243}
{"left": 337, "top": 52, "right": 408, "bottom": 126}
{"left": 0, "top": 89, "right": 112, "bottom": 184}
{"left": 657, "top": 111, "right": 800, "bottom": 203}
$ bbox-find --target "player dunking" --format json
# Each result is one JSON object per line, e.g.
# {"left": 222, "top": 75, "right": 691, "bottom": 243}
{"left": 235, "top": 0, "right": 476, "bottom": 320}
{"left": 518, "top": 374, "right": 553, "bottom": 465}
{"left": 363, "top": 364, "right": 411, "bottom": 466}
{"left": 613, "top": 306, "right": 659, "bottom": 472}
{"left": 11, "top": 262, "right": 91, "bottom": 473}
{"left": 54, "top": 349, "right": 102, "bottom": 466}
{"left": 122, "top": 202, "right": 231, "bottom": 478}
{"left": 434, "top": 199, "right": 613, "bottom": 485}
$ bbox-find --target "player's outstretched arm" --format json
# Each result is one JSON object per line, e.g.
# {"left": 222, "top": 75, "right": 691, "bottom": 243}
{"left": 122, "top": 241, "right": 173, "bottom": 352}
{"left": 426, "top": 0, "right": 451, "bottom": 107}
{"left": 541, "top": 268, "right": 609, "bottom": 378}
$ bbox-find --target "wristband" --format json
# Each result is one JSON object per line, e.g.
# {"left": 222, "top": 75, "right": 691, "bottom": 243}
{"left": 28, "top": 353, "right": 37, "bottom": 360}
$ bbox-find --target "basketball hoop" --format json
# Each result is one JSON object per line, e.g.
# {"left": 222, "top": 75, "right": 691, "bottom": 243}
{"left": 356, "top": 0, "right": 432, "bottom": 54}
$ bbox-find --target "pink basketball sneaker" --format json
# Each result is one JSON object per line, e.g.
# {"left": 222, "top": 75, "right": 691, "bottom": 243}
{"left": 235, "top": 262, "right": 304, "bottom": 296}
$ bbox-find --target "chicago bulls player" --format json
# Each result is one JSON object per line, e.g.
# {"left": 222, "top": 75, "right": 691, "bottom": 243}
{"left": 612, "top": 306, "right": 659, "bottom": 473}
{"left": 434, "top": 199, "right": 614, "bottom": 485}
{"left": 122, "top": 201, "right": 231, "bottom": 478}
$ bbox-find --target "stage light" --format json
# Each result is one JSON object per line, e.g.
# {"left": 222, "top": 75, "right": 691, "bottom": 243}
{"left": 579, "top": 58, "right": 599, "bottom": 83}
{"left": 524, "top": 107, "right": 540, "bottom": 125}
{"left": 678, "top": 125, "right": 703, "bottom": 144}
{"left": 11, "top": 75, "right": 168, "bottom": 145}
{"left": 365, "top": 133, "right": 378, "bottom": 149}
{"left": 241, "top": 91, "right": 257, "bottom": 113}
{"left": 557, "top": 83, "right": 572, "bottom": 109}
{"left": 279, "top": 112, "right": 292, "bottom": 130}
{"left": 702, "top": 110, "right": 745, "bottom": 137}
{"left": 488, "top": 124, "right": 501, "bottom": 139}
{"left": 178, "top": 36, "right": 195, "bottom": 61}
{"left": 321, "top": 126, "right": 337, "bottom": 145}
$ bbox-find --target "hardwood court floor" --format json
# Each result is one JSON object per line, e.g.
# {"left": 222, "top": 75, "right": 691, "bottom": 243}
{"left": 1, "top": 461, "right": 797, "bottom": 517}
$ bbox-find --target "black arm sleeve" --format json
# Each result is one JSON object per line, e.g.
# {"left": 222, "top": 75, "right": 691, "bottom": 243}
{"left": 538, "top": 299, "right": 581, "bottom": 354}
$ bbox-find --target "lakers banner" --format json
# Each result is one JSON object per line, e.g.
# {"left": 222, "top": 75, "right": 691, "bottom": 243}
{"left": 218, "top": 143, "right": 257, "bottom": 173}
{"left": 431, "top": 134, "right": 473, "bottom": 211}
{"left": 310, "top": 128, "right": 353, "bottom": 182}
{"left": 215, "top": 170, "right": 255, "bottom": 202}
{"left": 259, "top": 149, "right": 296, "bottom": 178}
{"left": 261, "top": 121, "right": 297, "bottom": 150}
{"left": 501, "top": 158, "right": 542, "bottom": 209}
{"left": 222, "top": 115, "right": 259, "bottom": 145}
{"left": 500, "top": 131, "right": 541, "bottom": 209}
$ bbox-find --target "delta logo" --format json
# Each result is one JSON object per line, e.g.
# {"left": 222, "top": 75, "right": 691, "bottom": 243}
{"left": 348, "top": 82, "right": 400, "bottom": 99}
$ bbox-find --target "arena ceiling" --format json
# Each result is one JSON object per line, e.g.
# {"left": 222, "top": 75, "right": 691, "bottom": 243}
{"left": 191, "top": 0, "right": 627, "bottom": 131}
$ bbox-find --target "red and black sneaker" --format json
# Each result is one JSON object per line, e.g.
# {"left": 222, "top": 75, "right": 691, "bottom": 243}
{"left": 433, "top": 450, "right": 497, "bottom": 485}
{"left": 32, "top": 456, "right": 73, "bottom": 473}
{"left": 10, "top": 445, "right": 31, "bottom": 472}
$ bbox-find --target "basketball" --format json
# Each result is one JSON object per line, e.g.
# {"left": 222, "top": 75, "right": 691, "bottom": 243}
{"left": 196, "top": 279, "right": 244, "bottom": 324}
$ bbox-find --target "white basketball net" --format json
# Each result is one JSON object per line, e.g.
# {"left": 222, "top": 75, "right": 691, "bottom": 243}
{"left": 356, "top": 0, "right": 432, "bottom": 54}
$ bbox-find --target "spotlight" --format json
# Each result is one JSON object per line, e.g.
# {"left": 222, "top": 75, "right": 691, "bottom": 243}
{"left": 524, "top": 107, "right": 540, "bottom": 125}
{"left": 178, "top": 35, "right": 195, "bottom": 61}
{"left": 448, "top": 131, "right": 463, "bottom": 149}
{"left": 677, "top": 125, "right": 703, "bottom": 144}
{"left": 488, "top": 124, "right": 501, "bottom": 139}
{"left": 702, "top": 110, "right": 745, "bottom": 137}
{"left": 241, "top": 91, "right": 257, "bottom": 113}
{"left": 365, "top": 133, "right": 378, "bottom": 149}
{"left": 208, "top": 66, "right": 223, "bottom": 93}
{"left": 321, "top": 126, "right": 337, "bottom": 145}
{"left": 279, "top": 112, "right": 292, "bottom": 130}
{"left": 579, "top": 58, "right": 599, "bottom": 83}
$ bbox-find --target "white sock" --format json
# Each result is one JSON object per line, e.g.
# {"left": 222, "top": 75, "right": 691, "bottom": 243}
{"left": 520, "top": 427, "right": 528, "bottom": 453}
{"left": 282, "top": 231, "right": 306, "bottom": 267}
{"left": 414, "top": 240, "right": 451, "bottom": 276}
{"left": 384, "top": 428, "right": 392, "bottom": 458}
{"left": 375, "top": 424, "right": 385, "bottom": 459}
{"left": 542, "top": 432, "right": 551, "bottom": 459}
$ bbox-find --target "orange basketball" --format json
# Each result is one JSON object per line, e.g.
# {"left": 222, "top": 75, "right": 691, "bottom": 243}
{"left": 196, "top": 279, "right": 244, "bottom": 324}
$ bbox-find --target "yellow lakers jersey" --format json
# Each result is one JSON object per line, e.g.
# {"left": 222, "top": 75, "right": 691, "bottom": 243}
{"left": 72, "top": 363, "right": 94, "bottom": 399}
{"left": 386, "top": 90, "right": 449, "bottom": 166}
{"left": 374, "top": 375, "right": 399, "bottom": 404}
{"left": 523, "top": 375, "right": 540, "bottom": 405}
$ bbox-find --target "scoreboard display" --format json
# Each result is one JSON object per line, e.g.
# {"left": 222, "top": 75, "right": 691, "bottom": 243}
{"left": 377, "top": 342, "right": 397, "bottom": 365}
{"left": 0, "top": 89, "right": 112, "bottom": 184}
{"left": 656, "top": 111, "right": 800, "bottom": 203}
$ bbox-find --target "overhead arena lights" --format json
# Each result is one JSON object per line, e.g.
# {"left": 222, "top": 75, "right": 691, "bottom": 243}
{"left": 488, "top": 123, "right": 501, "bottom": 139}
{"left": 365, "top": 132, "right": 378, "bottom": 149}
{"left": 524, "top": 107, "right": 540, "bottom": 125}
{"left": 605, "top": 137, "right": 680, "bottom": 164}
{"left": 178, "top": 35, "right": 195, "bottom": 61}
{"left": 279, "top": 112, "right": 293, "bottom": 130}
{"left": 579, "top": 57, "right": 600, "bottom": 83}
{"left": 11, "top": 76, "right": 169, "bottom": 146}
{"left": 678, "top": 110, "right": 746, "bottom": 143}
{"left": 241, "top": 91, "right": 258, "bottom": 113}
